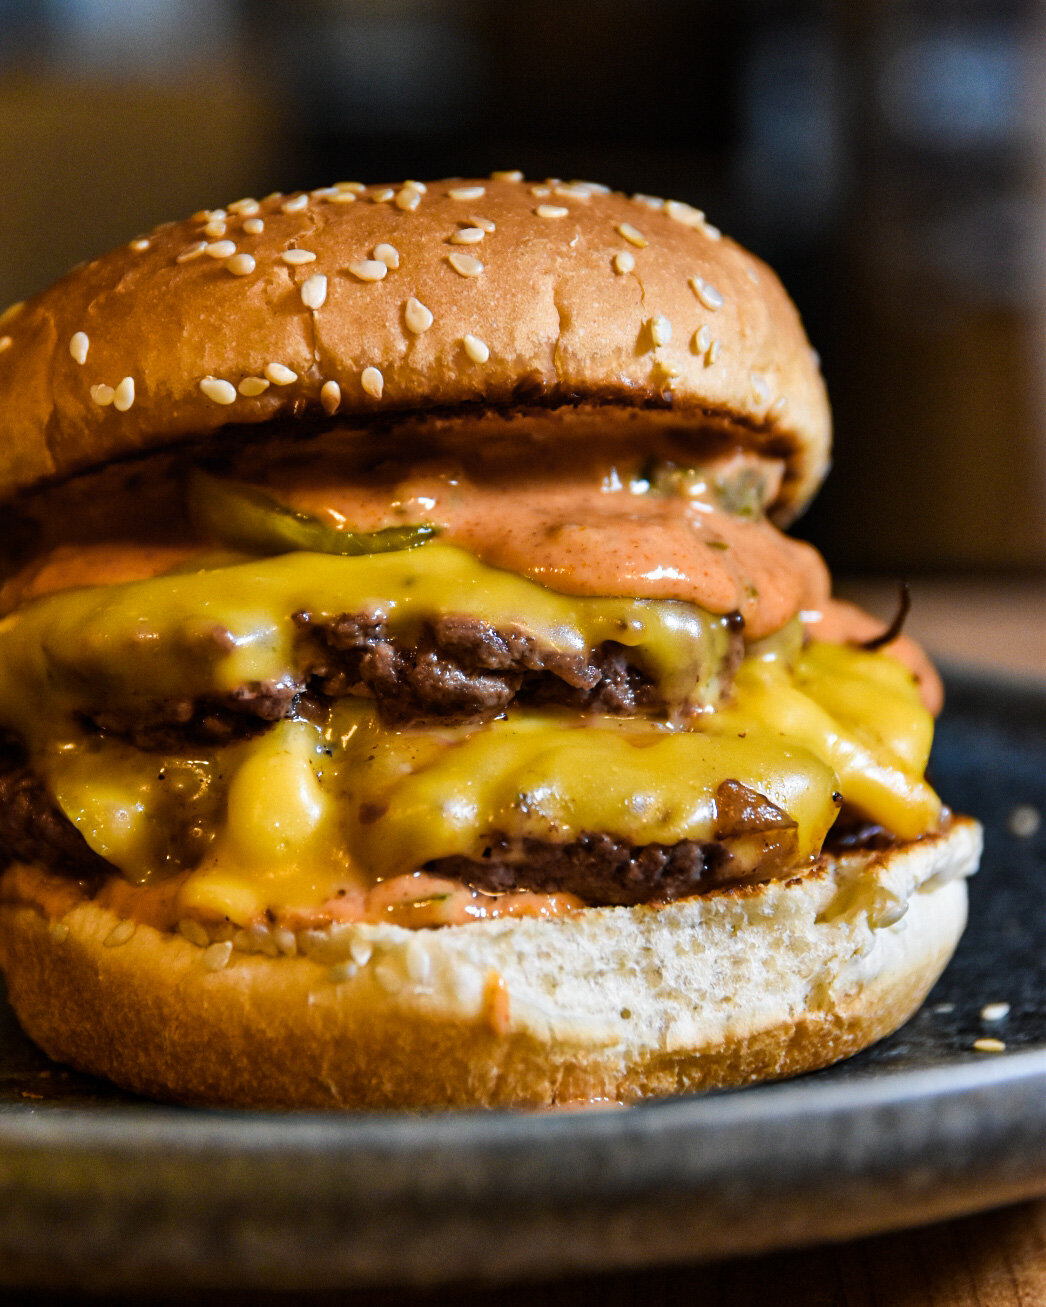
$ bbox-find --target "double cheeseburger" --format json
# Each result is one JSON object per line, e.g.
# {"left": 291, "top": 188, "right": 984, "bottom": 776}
{"left": 0, "top": 175, "right": 980, "bottom": 1108}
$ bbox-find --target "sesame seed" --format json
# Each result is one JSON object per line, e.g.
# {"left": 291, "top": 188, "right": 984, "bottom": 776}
{"left": 404, "top": 296, "right": 434, "bottom": 333}
{"left": 104, "top": 919, "right": 136, "bottom": 948}
{"left": 202, "top": 208, "right": 227, "bottom": 221}
{"left": 707, "top": 338, "right": 721, "bottom": 365}
{"left": 370, "top": 188, "right": 395, "bottom": 203}
{"left": 311, "top": 187, "right": 337, "bottom": 200}
{"left": 750, "top": 371, "right": 770, "bottom": 404}
{"left": 69, "top": 332, "right": 89, "bottom": 365}
{"left": 536, "top": 204, "right": 569, "bottom": 219}
{"left": 554, "top": 183, "right": 595, "bottom": 199}
{"left": 203, "top": 940, "right": 233, "bottom": 972}
{"left": 264, "top": 362, "right": 297, "bottom": 385}
{"left": 90, "top": 383, "right": 115, "bottom": 406}
{"left": 632, "top": 193, "right": 664, "bottom": 209}
{"left": 348, "top": 259, "right": 388, "bottom": 282}
{"left": 129, "top": 237, "right": 150, "bottom": 251}
{"left": 178, "top": 918, "right": 210, "bottom": 947}
{"left": 491, "top": 169, "right": 523, "bottom": 182}
{"left": 0, "top": 301, "right": 24, "bottom": 325}
{"left": 199, "top": 376, "right": 237, "bottom": 404}
{"left": 374, "top": 242, "right": 400, "bottom": 269}
{"left": 690, "top": 276, "right": 724, "bottom": 310}
{"left": 449, "top": 185, "right": 485, "bottom": 201}
{"left": 702, "top": 221, "right": 722, "bottom": 241}
{"left": 281, "top": 193, "right": 309, "bottom": 213}
{"left": 769, "top": 395, "right": 789, "bottom": 418}
{"left": 447, "top": 252, "right": 483, "bottom": 277}
{"left": 617, "top": 223, "right": 647, "bottom": 247}
{"left": 694, "top": 324, "right": 711, "bottom": 354}
{"left": 176, "top": 241, "right": 207, "bottom": 263}
{"left": 328, "top": 961, "right": 357, "bottom": 984}
{"left": 238, "top": 376, "right": 269, "bottom": 397}
{"left": 0, "top": 336, "right": 11, "bottom": 353}
{"left": 463, "top": 334, "right": 490, "bottom": 363}
{"left": 469, "top": 215, "right": 496, "bottom": 233}
{"left": 530, "top": 185, "right": 551, "bottom": 198}
{"left": 657, "top": 360, "right": 681, "bottom": 379}
{"left": 321, "top": 379, "right": 341, "bottom": 414}
{"left": 203, "top": 219, "right": 227, "bottom": 240}
{"left": 113, "top": 376, "right": 135, "bottom": 411}
{"left": 361, "top": 366, "right": 384, "bottom": 399}
{"left": 327, "top": 191, "right": 357, "bottom": 204}
{"left": 394, "top": 186, "right": 421, "bottom": 211}
{"left": 281, "top": 248, "right": 316, "bottom": 265}
{"left": 226, "top": 253, "right": 256, "bottom": 276}
{"left": 403, "top": 180, "right": 428, "bottom": 193}
{"left": 973, "top": 1038, "right": 1006, "bottom": 1053}
{"left": 450, "top": 227, "right": 485, "bottom": 244}
{"left": 205, "top": 240, "right": 236, "bottom": 259}
{"left": 650, "top": 314, "right": 672, "bottom": 347}
{"left": 613, "top": 251, "right": 635, "bottom": 274}
{"left": 228, "top": 197, "right": 259, "bottom": 215}
{"left": 666, "top": 199, "right": 705, "bottom": 227}
{"left": 1008, "top": 804, "right": 1040, "bottom": 837}
{"left": 336, "top": 181, "right": 365, "bottom": 193}
{"left": 981, "top": 1002, "right": 1011, "bottom": 1022}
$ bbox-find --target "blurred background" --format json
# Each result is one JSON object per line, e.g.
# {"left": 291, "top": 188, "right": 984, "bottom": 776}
{"left": 0, "top": 0, "right": 1043, "bottom": 670}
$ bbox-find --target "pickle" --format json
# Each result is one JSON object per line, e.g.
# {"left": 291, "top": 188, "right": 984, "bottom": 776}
{"left": 187, "top": 470, "right": 437, "bottom": 557}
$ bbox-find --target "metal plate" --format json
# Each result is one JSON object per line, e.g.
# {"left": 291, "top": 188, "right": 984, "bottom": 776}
{"left": 0, "top": 669, "right": 1042, "bottom": 1292}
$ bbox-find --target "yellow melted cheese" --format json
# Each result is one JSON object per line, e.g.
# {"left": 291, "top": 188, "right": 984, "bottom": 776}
{"left": 0, "top": 549, "right": 942, "bottom": 927}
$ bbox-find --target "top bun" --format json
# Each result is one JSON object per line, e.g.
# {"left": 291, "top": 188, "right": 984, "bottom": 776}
{"left": 0, "top": 176, "right": 830, "bottom": 520}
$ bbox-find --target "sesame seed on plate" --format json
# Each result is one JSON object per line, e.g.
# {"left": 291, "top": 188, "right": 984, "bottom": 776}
{"left": 374, "top": 242, "right": 400, "bottom": 269}
{"left": 238, "top": 376, "right": 270, "bottom": 397}
{"left": 265, "top": 362, "right": 297, "bottom": 385}
{"left": 649, "top": 314, "right": 672, "bottom": 347}
{"left": 463, "top": 334, "right": 490, "bottom": 363}
{"left": 617, "top": 223, "right": 648, "bottom": 247}
{"left": 90, "top": 383, "right": 115, "bottom": 406}
{"left": 491, "top": 170, "right": 523, "bottom": 182}
{"left": 447, "top": 252, "right": 483, "bottom": 277}
{"left": 395, "top": 186, "right": 421, "bottom": 211}
{"left": 205, "top": 240, "right": 237, "bottom": 259}
{"left": 321, "top": 379, "right": 341, "bottom": 414}
{"left": 69, "top": 332, "right": 89, "bottom": 364}
{"left": 665, "top": 199, "right": 705, "bottom": 227}
{"left": 113, "top": 376, "right": 135, "bottom": 411}
{"left": 370, "top": 188, "right": 395, "bottom": 203}
{"left": 449, "top": 185, "right": 485, "bottom": 201}
{"left": 348, "top": 259, "right": 388, "bottom": 282}
{"left": 281, "top": 248, "right": 316, "bottom": 265}
{"left": 228, "top": 197, "right": 259, "bottom": 215}
{"left": 469, "top": 215, "right": 496, "bottom": 232}
{"left": 536, "top": 204, "right": 569, "bottom": 219}
{"left": 404, "top": 296, "right": 434, "bottom": 333}
{"left": 361, "top": 366, "right": 384, "bottom": 398}
{"left": 281, "top": 193, "right": 309, "bottom": 213}
{"left": 690, "top": 276, "right": 724, "bottom": 310}
{"left": 176, "top": 241, "right": 207, "bottom": 263}
{"left": 981, "top": 1002, "right": 1011, "bottom": 1022}
{"left": 226, "top": 253, "right": 256, "bottom": 276}
{"left": 129, "top": 237, "right": 150, "bottom": 252}
{"left": 204, "top": 940, "right": 233, "bottom": 972}
{"left": 0, "top": 336, "right": 10, "bottom": 354}
{"left": 203, "top": 219, "right": 227, "bottom": 240}
{"left": 199, "top": 376, "right": 237, "bottom": 404}
{"left": 613, "top": 251, "right": 634, "bottom": 274}
{"left": 450, "top": 227, "right": 485, "bottom": 244}
{"left": 693, "top": 325, "right": 711, "bottom": 355}
{"left": 973, "top": 1038, "right": 1006, "bottom": 1053}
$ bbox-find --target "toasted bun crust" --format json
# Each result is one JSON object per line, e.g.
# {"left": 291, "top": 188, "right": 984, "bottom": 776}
{"left": 0, "top": 178, "right": 829, "bottom": 522}
{"left": 0, "top": 819, "right": 979, "bottom": 1108}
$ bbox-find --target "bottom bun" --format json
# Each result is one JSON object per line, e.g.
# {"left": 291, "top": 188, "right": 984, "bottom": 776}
{"left": 0, "top": 818, "right": 980, "bottom": 1108}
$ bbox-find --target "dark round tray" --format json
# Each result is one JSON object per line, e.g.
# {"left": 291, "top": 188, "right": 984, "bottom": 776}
{"left": 0, "top": 668, "right": 1042, "bottom": 1292}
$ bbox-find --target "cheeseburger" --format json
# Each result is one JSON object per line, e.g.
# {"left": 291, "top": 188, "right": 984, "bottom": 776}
{"left": 0, "top": 175, "right": 980, "bottom": 1107}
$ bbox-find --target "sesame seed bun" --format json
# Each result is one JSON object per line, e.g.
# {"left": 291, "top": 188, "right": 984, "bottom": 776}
{"left": 0, "top": 819, "right": 979, "bottom": 1108}
{"left": 0, "top": 178, "right": 829, "bottom": 522}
